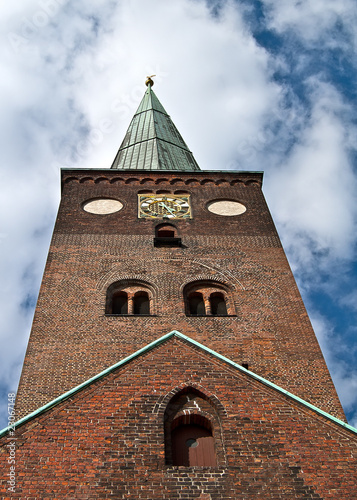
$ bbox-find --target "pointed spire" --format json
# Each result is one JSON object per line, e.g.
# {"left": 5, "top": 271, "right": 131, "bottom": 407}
{"left": 111, "top": 81, "right": 200, "bottom": 171}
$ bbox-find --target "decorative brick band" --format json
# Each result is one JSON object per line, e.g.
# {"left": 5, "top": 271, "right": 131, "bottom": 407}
{"left": 61, "top": 169, "right": 263, "bottom": 188}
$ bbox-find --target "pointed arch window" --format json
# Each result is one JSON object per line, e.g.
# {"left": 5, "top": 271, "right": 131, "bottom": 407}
{"left": 164, "top": 387, "right": 225, "bottom": 468}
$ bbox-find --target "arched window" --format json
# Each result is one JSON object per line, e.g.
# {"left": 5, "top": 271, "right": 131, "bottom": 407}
{"left": 112, "top": 291, "right": 128, "bottom": 315}
{"left": 210, "top": 292, "right": 227, "bottom": 316}
{"left": 188, "top": 292, "right": 205, "bottom": 315}
{"left": 106, "top": 281, "right": 154, "bottom": 316}
{"left": 157, "top": 228, "right": 175, "bottom": 238}
{"left": 184, "top": 281, "right": 233, "bottom": 316}
{"left": 133, "top": 291, "right": 150, "bottom": 315}
{"left": 154, "top": 223, "right": 181, "bottom": 247}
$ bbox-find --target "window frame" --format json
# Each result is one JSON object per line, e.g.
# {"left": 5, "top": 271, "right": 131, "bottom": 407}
{"left": 183, "top": 281, "right": 234, "bottom": 317}
{"left": 105, "top": 280, "right": 155, "bottom": 316}
{"left": 163, "top": 387, "right": 225, "bottom": 468}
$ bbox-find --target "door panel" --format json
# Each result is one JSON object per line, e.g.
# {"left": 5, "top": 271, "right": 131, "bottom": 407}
{"left": 172, "top": 424, "right": 216, "bottom": 466}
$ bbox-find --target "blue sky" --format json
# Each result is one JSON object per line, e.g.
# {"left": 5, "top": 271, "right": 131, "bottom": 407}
{"left": 0, "top": 0, "right": 356, "bottom": 429}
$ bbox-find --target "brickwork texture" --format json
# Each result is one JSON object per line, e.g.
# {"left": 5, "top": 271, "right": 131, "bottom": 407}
{"left": 2, "top": 337, "right": 356, "bottom": 499}
{"left": 15, "top": 170, "right": 344, "bottom": 421}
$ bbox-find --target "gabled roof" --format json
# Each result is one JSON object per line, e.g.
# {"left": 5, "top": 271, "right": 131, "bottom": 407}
{"left": 111, "top": 84, "right": 201, "bottom": 171}
{"left": 1, "top": 331, "right": 356, "bottom": 437}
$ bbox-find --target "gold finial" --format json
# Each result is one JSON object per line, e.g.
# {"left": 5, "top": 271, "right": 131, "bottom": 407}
{"left": 145, "top": 75, "right": 156, "bottom": 87}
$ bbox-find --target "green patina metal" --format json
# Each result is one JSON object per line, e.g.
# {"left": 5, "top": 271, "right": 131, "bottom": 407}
{"left": 62, "top": 168, "right": 263, "bottom": 175}
{"left": 1, "top": 331, "right": 356, "bottom": 438}
{"left": 111, "top": 85, "right": 201, "bottom": 171}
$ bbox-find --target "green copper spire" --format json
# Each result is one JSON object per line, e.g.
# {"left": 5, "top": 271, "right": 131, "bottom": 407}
{"left": 111, "top": 79, "right": 200, "bottom": 171}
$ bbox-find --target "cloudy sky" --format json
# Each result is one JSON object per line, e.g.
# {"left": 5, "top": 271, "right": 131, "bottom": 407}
{"left": 0, "top": 0, "right": 356, "bottom": 429}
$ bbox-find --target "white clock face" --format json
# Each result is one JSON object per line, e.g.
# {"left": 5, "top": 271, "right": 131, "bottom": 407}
{"left": 207, "top": 200, "right": 246, "bottom": 216}
{"left": 83, "top": 199, "right": 123, "bottom": 215}
{"left": 138, "top": 195, "right": 192, "bottom": 219}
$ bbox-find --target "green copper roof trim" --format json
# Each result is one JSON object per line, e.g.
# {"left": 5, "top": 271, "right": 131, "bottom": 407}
{"left": 111, "top": 85, "right": 201, "bottom": 171}
{"left": 1, "top": 331, "right": 355, "bottom": 438}
{"left": 61, "top": 167, "right": 264, "bottom": 174}
{"left": 175, "top": 332, "right": 357, "bottom": 435}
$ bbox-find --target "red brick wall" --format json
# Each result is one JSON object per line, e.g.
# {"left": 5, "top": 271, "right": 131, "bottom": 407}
{"left": 2, "top": 338, "right": 356, "bottom": 499}
{"left": 15, "top": 170, "right": 344, "bottom": 420}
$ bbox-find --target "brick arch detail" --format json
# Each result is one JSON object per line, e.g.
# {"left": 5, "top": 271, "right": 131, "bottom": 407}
{"left": 155, "top": 178, "right": 169, "bottom": 184}
{"left": 185, "top": 178, "right": 200, "bottom": 185}
{"left": 173, "top": 189, "right": 191, "bottom": 194}
{"left": 97, "top": 258, "right": 246, "bottom": 304}
{"left": 230, "top": 179, "right": 246, "bottom": 186}
{"left": 97, "top": 273, "right": 160, "bottom": 298}
{"left": 169, "top": 178, "right": 185, "bottom": 185}
{"left": 109, "top": 177, "right": 125, "bottom": 184}
{"left": 62, "top": 174, "right": 262, "bottom": 187}
{"left": 155, "top": 222, "right": 178, "bottom": 237}
{"left": 94, "top": 177, "right": 110, "bottom": 184}
{"left": 139, "top": 178, "right": 155, "bottom": 184}
{"left": 179, "top": 275, "right": 237, "bottom": 295}
{"left": 182, "top": 259, "right": 245, "bottom": 291}
{"left": 124, "top": 178, "right": 140, "bottom": 184}
{"left": 79, "top": 176, "right": 94, "bottom": 184}
{"left": 215, "top": 179, "right": 230, "bottom": 185}
{"left": 63, "top": 176, "right": 79, "bottom": 184}
{"left": 158, "top": 384, "right": 228, "bottom": 467}
{"left": 153, "top": 382, "right": 228, "bottom": 418}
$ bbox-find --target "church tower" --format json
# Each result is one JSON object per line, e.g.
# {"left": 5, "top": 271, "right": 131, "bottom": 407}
{"left": 1, "top": 80, "right": 356, "bottom": 499}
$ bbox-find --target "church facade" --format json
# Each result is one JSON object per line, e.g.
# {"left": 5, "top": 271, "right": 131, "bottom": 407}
{"left": 1, "top": 81, "right": 356, "bottom": 498}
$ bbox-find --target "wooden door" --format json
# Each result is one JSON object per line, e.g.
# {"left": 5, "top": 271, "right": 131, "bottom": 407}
{"left": 172, "top": 424, "right": 216, "bottom": 467}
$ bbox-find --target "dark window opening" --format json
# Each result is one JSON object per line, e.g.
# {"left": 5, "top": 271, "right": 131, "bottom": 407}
{"left": 184, "top": 282, "right": 233, "bottom": 317}
{"left": 154, "top": 224, "right": 181, "bottom": 247}
{"left": 106, "top": 281, "right": 153, "bottom": 316}
{"left": 210, "top": 293, "right": 228, "bottom": 316}
{"left": 112, "top": 291, "right": 128, "bottom": 315}
{"left": 133, "top": 291, "right": 150, "bottom": 315}
{"left": 188, "top": 292, "right": 205, "bottom": 315}
{"left": 157, "top": 229, "right": 175, "bottom": 238}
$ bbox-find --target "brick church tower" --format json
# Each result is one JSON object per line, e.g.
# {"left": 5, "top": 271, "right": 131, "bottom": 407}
{"left": 1, "top": 79, "right": 356, "bottom": 498}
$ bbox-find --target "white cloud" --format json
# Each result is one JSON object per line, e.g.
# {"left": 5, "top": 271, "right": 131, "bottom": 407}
{"left": 340, "top": 291, "right": 357, "bottom": 312}
{"left": 266, "top": 77, "right": 357, "bottom": 271}
{"left": 311, "top": 313, "right": 357, "bottom": 426}
{"left": 262, "top": 0, "right": 357, "bottom": 50}
{"left": 0, "top": 175, "right": 55, "bottom": 405}
{"left": 58, "top": 0, "right": 283, "bottom": 171}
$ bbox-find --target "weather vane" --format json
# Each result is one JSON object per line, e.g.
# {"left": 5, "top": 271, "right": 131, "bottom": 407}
{"left": 145, "top": 75, "right": 156, "bottom": 87}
